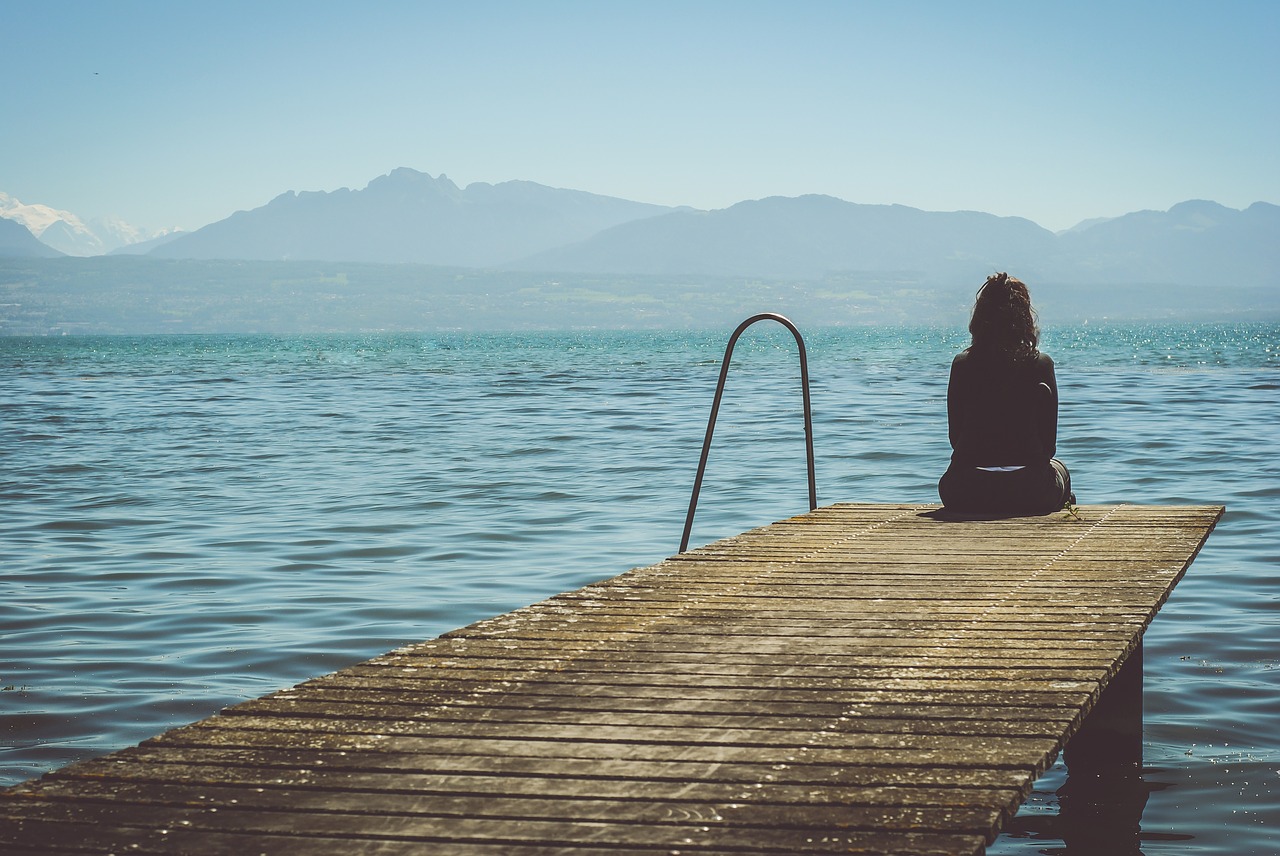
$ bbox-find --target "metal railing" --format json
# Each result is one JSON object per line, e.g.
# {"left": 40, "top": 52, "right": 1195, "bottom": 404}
{"left": 679, "top": 313, "right": 816, "bottom": 553}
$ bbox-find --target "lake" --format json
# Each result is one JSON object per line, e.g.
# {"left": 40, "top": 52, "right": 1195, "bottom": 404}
{"left": 2, "top": 323, "right": 1276, "bottom": 853}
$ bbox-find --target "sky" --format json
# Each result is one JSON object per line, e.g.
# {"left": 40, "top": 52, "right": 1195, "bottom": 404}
{"left": 3, "top": 0, "right": 1277, "bottom": 234}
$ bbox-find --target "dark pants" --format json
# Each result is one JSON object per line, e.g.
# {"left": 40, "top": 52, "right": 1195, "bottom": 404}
{"left": 939, "top": 459, "right": 1072, "bottom": 515}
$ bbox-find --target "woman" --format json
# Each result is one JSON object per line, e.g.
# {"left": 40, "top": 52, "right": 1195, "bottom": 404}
{"left": 939, "top": 272, "right": 1074, "bottom": 514}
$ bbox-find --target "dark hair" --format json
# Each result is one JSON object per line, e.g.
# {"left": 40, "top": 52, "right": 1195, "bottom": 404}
{"left": 968, "top": 272, "right": 1039, "bottom": 361}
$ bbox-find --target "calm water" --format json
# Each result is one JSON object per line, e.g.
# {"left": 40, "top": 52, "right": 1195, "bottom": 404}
{"left": 2, "top": 324, "right": 1277, "bottom": 853}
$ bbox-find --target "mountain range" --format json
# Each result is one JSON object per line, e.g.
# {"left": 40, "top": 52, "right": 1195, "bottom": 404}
{"left": 118, "top": 171, "right": 1280, "bottom": 287}
{"left": 150, "top": 169, "right": 672, "bottom": 267}
{"left": 527, "top": 195, "right": 1280, "bottom": 286}
{"left": 2, "top": 169, "right": 1277, "bottom": 287}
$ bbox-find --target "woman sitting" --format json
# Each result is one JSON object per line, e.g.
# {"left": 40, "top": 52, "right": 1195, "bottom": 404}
{"left": 939, "top": 272, "right": 1074, "bottom": 515}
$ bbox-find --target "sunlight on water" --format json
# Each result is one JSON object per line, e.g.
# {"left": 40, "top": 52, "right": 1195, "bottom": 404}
{"left": 2, "top": 323, "right": 1277, "bottom": 853}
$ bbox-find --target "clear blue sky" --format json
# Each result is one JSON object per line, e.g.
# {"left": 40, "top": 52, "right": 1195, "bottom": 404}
{"left": 4, "top": 0, "right": 1277, "bottom": 233}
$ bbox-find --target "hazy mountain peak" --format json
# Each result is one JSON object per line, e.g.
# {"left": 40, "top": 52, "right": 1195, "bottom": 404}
{"left": 370, "top": 167, "right": 461, "bottom": 194}
{"left": 151, "top": 168, "right": 675, "bottom": 266}
{"left": 1169, "top": 199, "right": 1227, "bottom": 214}
{"left": 1059, "top": 216, "right": 1115, "bottom": 235}
{"left": 0, "top": 191, "right": 77, "bottom": 234}
{"left": 0, "top": 190, "right": 166, "bottom": 255}
{"left": 0, "top": 214, "right": 63, "bottom": 257}
{"left": 727, "top": 193, "right": 847, "bottom": 211}
{"left": 0, "top": 191, "right": 104, "bottom": 255}
{"left": 1165, "top": 199, "right": 1233, "bottom": 227}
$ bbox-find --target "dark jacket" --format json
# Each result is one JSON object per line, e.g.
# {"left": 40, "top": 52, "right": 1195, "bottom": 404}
{"left": 947, "top": 348, "right": 1057, "bottom": 467}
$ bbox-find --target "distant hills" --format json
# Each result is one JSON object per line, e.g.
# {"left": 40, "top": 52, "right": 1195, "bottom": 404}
{"left": 516, "top": 195, "right": 1055, "bottom": 281}
{"left": 143, "top": 170, "right": 1280, "bottom": 287}
{"left": 2, "top": 169, "right": 1277, "bottom": 334}
{"left": 2, "top": 169, "right": 1277, "bottom": 288}
{"left": 1049, "top": 199, "right": 1280, "bottom": 286}
{"left": 521, "top": 197, "right": 1280, "bottom": 286}
{"left": 149, "top": 168, "right": 673, "bottom": 267}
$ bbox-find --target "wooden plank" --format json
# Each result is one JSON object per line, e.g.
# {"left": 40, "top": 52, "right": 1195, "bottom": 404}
{"left": 0, "top": 503, "right": 1221, "bottom": 855}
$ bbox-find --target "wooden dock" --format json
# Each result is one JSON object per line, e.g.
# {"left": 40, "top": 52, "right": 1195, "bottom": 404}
{"left": 1, "top": 503, "right": 1222, "bottom": 855}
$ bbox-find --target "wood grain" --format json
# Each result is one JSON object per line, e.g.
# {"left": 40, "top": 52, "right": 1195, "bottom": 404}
{"left": 0, "top": 503, "right": 1222, "bottom": 855}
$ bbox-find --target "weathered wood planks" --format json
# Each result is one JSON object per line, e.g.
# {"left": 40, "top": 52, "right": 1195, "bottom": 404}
{"left": 0, "top": 503, "right": 1222, "bottom": 855}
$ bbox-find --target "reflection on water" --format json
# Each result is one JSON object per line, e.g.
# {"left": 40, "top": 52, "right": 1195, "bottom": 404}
{"left": 1, "top": 324, "right": 1278, "bottom": 854}
{"left": 1002, "top": 762, "right": 1161, "bottom": 856}
{"left": 998, "top": 644, "right": 1155, "bottom": 855}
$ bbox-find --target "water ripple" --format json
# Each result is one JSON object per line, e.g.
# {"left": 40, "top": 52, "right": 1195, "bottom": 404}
{"left": 2, "top": 325, "right": 1277, "bottom": 855}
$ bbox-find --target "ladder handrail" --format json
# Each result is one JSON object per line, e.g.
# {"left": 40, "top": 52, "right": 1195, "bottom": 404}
{"left": 680, "top": 313, "right": 816, "bottom": 553}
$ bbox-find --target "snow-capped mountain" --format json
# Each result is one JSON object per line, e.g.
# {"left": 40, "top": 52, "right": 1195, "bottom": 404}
{"left": 0, "top": 192, "right": 173, "bottom": 256}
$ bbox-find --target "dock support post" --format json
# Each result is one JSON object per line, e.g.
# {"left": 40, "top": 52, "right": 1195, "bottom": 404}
{"left": 1065, "top": 640, "right": 1144, "bottom": 772}
{"left": 1058, "top": 641, "right": 1149, "bottom": 850}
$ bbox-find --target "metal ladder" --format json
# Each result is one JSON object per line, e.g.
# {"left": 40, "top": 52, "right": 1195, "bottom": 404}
{"left": 680, "top": 313, "right": 817, "bottom": 553}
